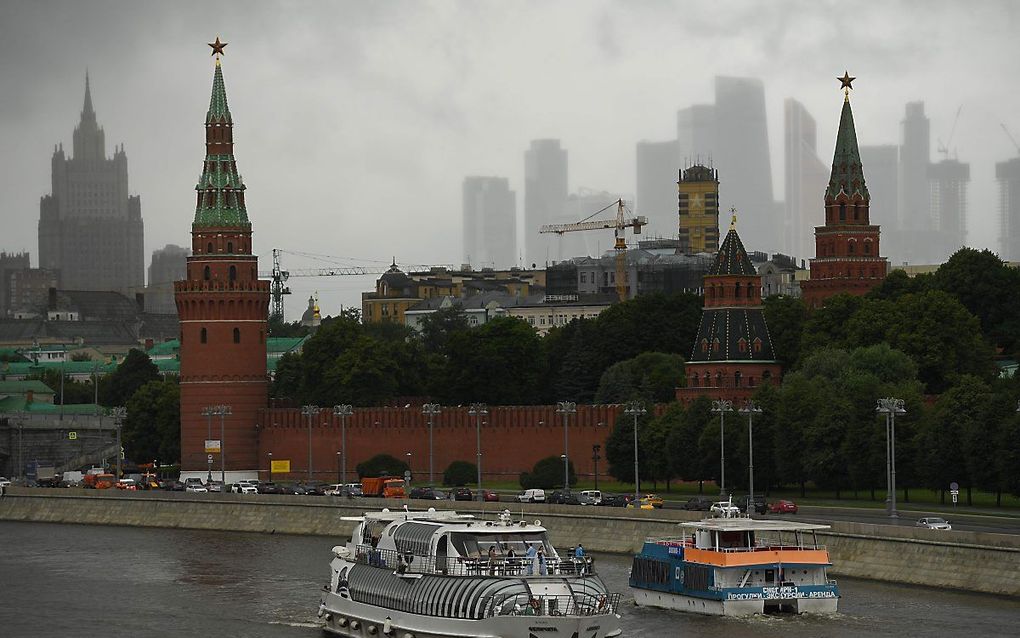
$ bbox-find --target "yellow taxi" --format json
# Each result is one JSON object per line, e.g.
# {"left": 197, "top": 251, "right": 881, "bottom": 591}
{"left": 640, "top": 494, "right": 664, "bottom": 509}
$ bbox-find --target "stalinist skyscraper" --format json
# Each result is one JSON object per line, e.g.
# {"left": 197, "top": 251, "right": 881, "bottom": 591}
{"left": 38, "top": 74, "right": 144, "bottom": 293}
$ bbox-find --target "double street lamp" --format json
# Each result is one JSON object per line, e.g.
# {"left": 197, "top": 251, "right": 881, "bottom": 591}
{"left": 302, "top": 405, "right": 321, "bottom": 481}
{"left": 738, "top": 401, "right": 762, "bottom": 505}
{"left": 876, "top": 398, "right": 906, "bottom": 519}
{"left": 111, "top": 406, "right": 127, "bottom": 480}
{"left": 332, "top": 404, "right": 353, "bottom": 485}
{"left": 711, "top": 400, "right": 734, "bottom": 496}
{"left": 556, "top": 401, "right": 577, "bottom": 491}
{"left": 422, "top": 403, "right": 442, "bottom": 486}
{"left": 468, "top": 403, "right": 487, "bottom": 501}
{"left": 624, "top": 401, "right": 646, "bottom": 503}
{"left": 201, "top": 405, "right": 230, "bottom": 483}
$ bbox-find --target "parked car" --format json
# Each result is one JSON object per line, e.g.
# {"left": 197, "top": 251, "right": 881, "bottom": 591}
{"left": 183, "top": 477, "right": 205, "bottom": 490}
{"left": 640, "top": 494, "right": 664, "bottom": 509}
{"left": 279, "top": 483, "right": 308, "bottom": 495}
{"left": 578, "top": 490, "right": 602, "bottom": 505}
{"left": 257, "top": 482, "right": 285, "bottom": 495}
{"left": 115, "top": 478, "right": 138, "bottom": 491}
{"left": 768, "top": 499, "right": 798, "bottom": 514}
{"left": 710, "top": 501, "right": 742, "bottom": 518}
{"left": 547, "top": 490, "right": 580, "bottom": 505}
{"left": 516, "top": 489, "right": 546, "bottom": 503}
{"left": 343, "top": 483, "right": 364, "bottom": 497}
{"left": 185, "top": 484, "right": 208, "bottom": 493}
{"left": 916, "top": 517, "right": 952, "bottom": 530}
{"left": 409, "top": 487, "right": 447, "bottom": 500}
{"left": 161, "top": 479, "right": 184, "bottom": 491}
{"left": 481, "top": 489, "right": 500, "bottom": 502}
{"left": 682, "top": 496, "right": 714, "bottom": 511}
{"left": 206, "top": 480, "right": 225, "bottom": 493}
{"left": 598, "top": 494, "right": 633, "bottom": 508}
{"left": 301, "top": 483, "right": 328, "bottom": 496}
{"left": 737, "top": 495, "right": 768, "bottom": 515}
{"left": 229, "top": 483, "right": 258, "bottom": 494}
{"left": 452, "top": 487, "right": 474, "bottom": 501}
{"left": 0, "top": 476, "right": 11, "bottom": 488}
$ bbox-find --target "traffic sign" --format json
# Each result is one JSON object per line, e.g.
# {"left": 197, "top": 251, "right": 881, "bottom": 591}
{"left": 205, "top": 440, "right": 221, "bottom": 453}
{"left": 952, "top": 492, "right": 958, "bottom": 504}
{"left": 68, "top": 431, "right": 77, "bottom": 440}
{"left": 207, "top": 454, "right": 214, "bottom": 464}
{"left": 949, "top": 481, "right": 959, "bottom": 491}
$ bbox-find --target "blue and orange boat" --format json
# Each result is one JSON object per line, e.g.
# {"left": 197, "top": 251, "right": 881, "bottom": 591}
{"left": 630, "top": 514, "right": 840, "bottom": 616}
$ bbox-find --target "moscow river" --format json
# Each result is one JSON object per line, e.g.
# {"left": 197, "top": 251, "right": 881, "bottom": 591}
{"left": 1, "top": 521, "right": 1018, "bottom": 637}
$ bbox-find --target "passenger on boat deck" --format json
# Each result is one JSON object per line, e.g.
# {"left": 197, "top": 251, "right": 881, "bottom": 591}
{"left": 488, "top": 545, "right": 498, "bottom": 575}
{"left": 525, "top": 543, "right": 537, "bottom": 575}
{"left": 537, "top": 546, "right": 547, "bottom": 575}
{"left": 575, "top": 544, "right": 585, "bottom": 558}
{"left": 523, "top": 597, "right": 541, "bottom": 615}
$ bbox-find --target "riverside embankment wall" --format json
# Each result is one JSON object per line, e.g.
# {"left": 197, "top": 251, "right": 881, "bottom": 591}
{"left": 2, "top": 489, "right": 1018, "bottom": 596}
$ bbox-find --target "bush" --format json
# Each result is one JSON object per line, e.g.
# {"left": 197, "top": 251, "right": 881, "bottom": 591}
{"left": 442, "top": 460, "right": 477, "bottom": 487}
{"left": 520, "top": 456, "right": 576, "bottom": 489}
{"left": 356, "top": 453, "right": 409, "bottom": 479}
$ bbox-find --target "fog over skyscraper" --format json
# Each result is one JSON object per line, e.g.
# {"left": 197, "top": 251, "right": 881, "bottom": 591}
{"left": 859, "top": 145, "right": 900, "bottom": 240}
{"left": 37, "top": 74, "right": 144, "bottom": 294}
{"left": 784, "top": 99, "right": 828, "bottom": 259}
{"left": 462, "top": 176, "right": 516, "bottom": 269}
{"left": 996, "top": 157, "right": 1020, "bottom": 261}
{"left": 677, "top": 78, "right": 778, "bottom": 254}
{"left": 524, "top": 139, "right": 568, "bottom": 268}
{"left": 635, "top": 139, "right": 680, "bottom": 238}
{"left": 147, "top": 244, "right": 189, "bottom": 314}
{"left": 928, "top": 158, "right": 969, "bottom": 257}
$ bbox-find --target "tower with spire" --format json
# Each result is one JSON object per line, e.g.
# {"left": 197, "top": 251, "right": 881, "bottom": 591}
{"left": 677, "top": 211, "right": 781, "bottom": 404}
{"left": 38, "top": 72, "right": 144, "bottom": 293}
{"left": 800, "top": 73, "right": 889, "bottom": 307}
{"left": 175, "top": 41, "right": 270, "bottom": 479}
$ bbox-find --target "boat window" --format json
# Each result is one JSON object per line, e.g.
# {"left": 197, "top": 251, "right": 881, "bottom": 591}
{"left": 450, "top": 532, "right": 551, "bottom": 559}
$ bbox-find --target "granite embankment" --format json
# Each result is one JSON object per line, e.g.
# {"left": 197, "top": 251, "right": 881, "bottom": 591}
{"left": 2, "top": 488, "right": 1018, "bottom": 596}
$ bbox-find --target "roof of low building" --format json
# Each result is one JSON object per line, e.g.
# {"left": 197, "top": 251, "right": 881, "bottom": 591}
{"left": 0, "top": 379, "right": 56, "bottom": 396}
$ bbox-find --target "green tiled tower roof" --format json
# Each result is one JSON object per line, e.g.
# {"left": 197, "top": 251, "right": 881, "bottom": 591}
{"left": 206, "top": 61, "right": 231, "bottom": 123}
{"left": 708, "top": 219, "right": 757, "bottom": 276}
{"left": 193, "top": 60, "right": 249, "bottom": 227}
{"left": 825, "top": 97, "right": 869, "bottom": 201}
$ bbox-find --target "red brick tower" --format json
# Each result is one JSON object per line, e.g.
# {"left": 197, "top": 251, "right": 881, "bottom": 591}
{"left": 677, "top": 215, "right": 781, "bottom": 404}
{"left": 175, "top": 41, "right": 270, "bottom": 478}
{"left": 801, "top": 74, "right": 888, "bottom": 307}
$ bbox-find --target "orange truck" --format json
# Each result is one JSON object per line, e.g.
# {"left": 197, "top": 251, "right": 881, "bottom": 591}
{"left": 361, "top": 477, "right": 406, "bottom": 499}
{"left": 84, "top": 473, "right": 116, "bottom": 489}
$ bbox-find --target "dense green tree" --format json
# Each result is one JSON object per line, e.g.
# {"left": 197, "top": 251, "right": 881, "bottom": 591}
{"left": 267, "top": 316, "right": 311, "bottom": 338}
{"left": 321, "top": 336, "right": 403, "bottom": 406}
{"left": 519, "top": 455, "right": 576, "bottom": 489}
{"left": 931, "top": 248, "right": 1020, "bottom": 355}
{"left": 122, "top": 379, "right": 180, "bottom": 464}
{"left": 866, "top": 268, "right": 931, "bottom": 301}
{"left": 101, "top": 349, "right": 160, "bottom": 407}
{"left": 442, "top": 460, "right": 477, "bottom": 487}
{"left": 29, "top": 369, "right": 96, "bottom": 405}
{"left": 356, "top": 453, "right": 409, "bottom": 478}
{"left": 298, "top": 315, "right": 364, "bottom": 400}
{"left": 762, "top": 296, "right": 807, "bottom": 369}
{"left": 551, "top": 319, "right": 604, "bottom": 403}
{"left": 799, "top": 294, "right": 865, "bottom": 356}
{"left": 666, "top": 397, "right": 712, "bottom": 490}
{"left": 594, "top": 352, "right": 686, "bottom": 404}
{"left": 271, "top": 351, "right": 303, "bottom": 402}
{"left": 604, "top": 411, "right": 651, "bottom": 486}
{"left": 696, "top": 404, "right": 742, "bottom": 495}
{"left": 418, "top": 305, "right": 471, "bottom": 355}
{"left": 442, "top": 316, "right": 545, "bottom": 405}
{"left": 640, "top": 410, "right": 673, "bottom": 489}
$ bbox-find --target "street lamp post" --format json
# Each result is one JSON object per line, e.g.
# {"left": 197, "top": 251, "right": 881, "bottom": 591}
{"left": 302, "top": 405, "right": 321, "bottom": 481}
{"left": 739, "top": 401, "right": 762, "bottom": 505}
{"left": 218, "top": 405, "right": 231, "bottom": 484}
{"left": 202, "top": 406, "right": 215, "bottom": 482}
{"left": 876, "top": 398, "right": 906, "bottom": 519}
{"left": 711, "top": 400, "right": 733, "bottom": 496}
{"left": 17, "top": 411, "right": 25, "bottom": 483}
{"left": 468, "top": 403, "right": 487, "bottom": 501}
{"left": 332, "top": 404, "right": 353, "bottom": 485}
{"left": 268, "top": 452, "right": 273, "bottom": 482}
{"left": 624, "top": 401, "right": 646, "bottom": 503}
{"left": 592, "top": 444, "right": 601, "bottom": 491}
{"left": 336, "top": 451, "right": 342, "bottom": 484}
{"left": 422, "top": 403, "right": 441, "bottom": 486}
{"left": 556, "top": 402, "right": 577, "bottom": 491}
{"left": 111, "top": 406, "right": 126, "bottom": 480}
{"left": 405, "top": 452, "right": 412, "bottom": 484}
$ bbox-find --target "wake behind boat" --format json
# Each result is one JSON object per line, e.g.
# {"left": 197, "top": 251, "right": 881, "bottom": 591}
{"left": 319, "top": 508, "right": 622, "bottom": 638}
{"left": 630, "top": 508, "right": 839, "bottom": 616}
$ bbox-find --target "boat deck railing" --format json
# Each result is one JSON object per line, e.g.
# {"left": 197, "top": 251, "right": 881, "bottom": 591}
{"left": 485, "top": 592, "right": 621, "bottom": 618}
{"left": 354, "top": 544, "right": 597, "bottom": 578}
{"left": 649, "top": 537, "right": 827, "bottom": 553}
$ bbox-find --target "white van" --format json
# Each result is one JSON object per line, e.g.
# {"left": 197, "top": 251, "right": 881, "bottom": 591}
{"left": 578, "top": 490, "right": 602, "bottom": 505}
{"left": 516, "top": 488, "right": 546, "bottom": 503}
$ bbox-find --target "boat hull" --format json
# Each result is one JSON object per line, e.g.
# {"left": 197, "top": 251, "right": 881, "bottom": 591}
{"left": 632, "top": 587, "right": 838, "bottom": 616}
{"left": 321, "top": 591, "right": 623, "bottom": 638}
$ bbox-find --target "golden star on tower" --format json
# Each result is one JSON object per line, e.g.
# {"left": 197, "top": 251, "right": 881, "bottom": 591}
{"left": 838, "top": 71, "right": 855, "bottom": 100}
{"left": 208, "top": 36, "right": 228, "bottom": 57}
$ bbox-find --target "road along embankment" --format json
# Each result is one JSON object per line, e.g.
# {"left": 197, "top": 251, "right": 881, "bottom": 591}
{"left": 2, "top": 488, "right": 1018, "bottom": 596}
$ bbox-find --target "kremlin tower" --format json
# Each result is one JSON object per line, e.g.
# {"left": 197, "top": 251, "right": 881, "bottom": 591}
{"left": 175, "top": 39, "right": 270, "bottom": 479}
{"left": 800, "top": 73, "right": 889, "bottom": 307}
{"left": 677, "top": 213, "right": 781, "bottom": 404}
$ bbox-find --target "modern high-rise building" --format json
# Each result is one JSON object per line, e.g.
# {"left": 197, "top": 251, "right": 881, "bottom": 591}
{"left": 898, "top": 101, "right": 931, "bottom": 232}
{"left": 784, "top": 99, "right": 829, "bottom": 259}
{"left": 524, "top": 139, "right": 568, "bottom": 268}
{"left": 0, "top": 252, "right": 30, "bottom": 317}
{"left": 635, "top": 139, "right": 680, "bottom": 237}
{"left": 928, "top": 158, "right": 969, "bottom": 258}
{"left": 859, "top": 145, "right": 899, "bottom": 233}
{"left": 800, "top": 82, "right": 888, "bottom": 308}
{"left": 677, "top": 78, "right": 777, "bottom": 254}
{"left": 38, "top": 74, "right": 144, "bottom": 294}
{"left": 678, "top": 165, "right": 720, "bottom": 254}
{"left": 462, "top": 176, "right": 516, "bottom": 269}
{"left": 996, "top": 157, "right": 1020, "bottom": 261}
{"left": 147, "top": 244, "right": 189, "bottom": 314}
{"left": 175, "top": 50, "right": 270, "bottom": 479}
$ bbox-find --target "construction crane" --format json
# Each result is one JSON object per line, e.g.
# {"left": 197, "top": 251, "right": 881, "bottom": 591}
{"left": 1002, "top": 123, "right": 1020, "bottom": 156}
{"left": 937, "top": 105, "right": 963, "bottom": 160}
{"left": 540, "top": 199, "right": 647, "bottom": 301}
{"left": 261, "top": 249, "right": 442, "bottom": 321}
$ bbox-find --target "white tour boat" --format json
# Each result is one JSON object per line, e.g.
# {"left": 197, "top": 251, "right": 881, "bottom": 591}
{"left": 319, "top": 508, "right": 622, "bottom": 638}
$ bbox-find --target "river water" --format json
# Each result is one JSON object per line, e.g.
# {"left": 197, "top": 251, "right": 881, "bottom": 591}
{"left": 1, "top": 521, "right": 1017, "bottom": 637}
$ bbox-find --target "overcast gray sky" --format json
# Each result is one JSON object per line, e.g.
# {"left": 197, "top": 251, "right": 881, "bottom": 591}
{"left": 1, "top": 0, "right": 1018, "bottom": 320}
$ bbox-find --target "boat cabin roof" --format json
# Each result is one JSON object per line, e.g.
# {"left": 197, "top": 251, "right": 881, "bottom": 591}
{"left": 680, "top": 518, "right": 830, "bottom": 533}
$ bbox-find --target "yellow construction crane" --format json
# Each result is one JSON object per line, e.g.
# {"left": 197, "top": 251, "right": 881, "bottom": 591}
{"left": 540, "top": 199, "right": 647, "bottom": 301}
